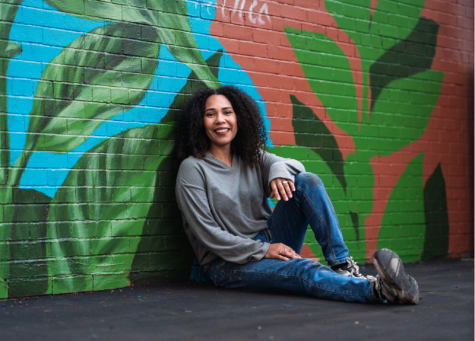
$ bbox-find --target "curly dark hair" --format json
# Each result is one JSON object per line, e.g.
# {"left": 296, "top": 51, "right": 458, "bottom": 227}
{"left": 174, "top": 86, "right": 267, "bottom": 168}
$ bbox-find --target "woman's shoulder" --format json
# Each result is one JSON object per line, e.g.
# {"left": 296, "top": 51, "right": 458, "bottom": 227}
{"left": 177, "top": 156, "right": 207, "bottom": 185}
{"left": 178, "top": 155, "right": 205, "bottom": 173}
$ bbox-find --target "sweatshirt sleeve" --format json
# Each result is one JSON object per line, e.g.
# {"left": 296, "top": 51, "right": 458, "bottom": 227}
{"left": 175, "top": 161, "right": 270, "bottom": 264}
{"left": 261, "top": 151, "right": 305, "bottom": 195}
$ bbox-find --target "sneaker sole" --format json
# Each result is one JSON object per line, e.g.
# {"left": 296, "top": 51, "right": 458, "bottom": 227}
{"left": 373, "top": 248, "right": 419, "bottom": 305}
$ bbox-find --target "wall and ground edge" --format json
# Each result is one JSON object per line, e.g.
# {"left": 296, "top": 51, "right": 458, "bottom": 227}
{"left": 0, "top": 0, "right": 473, "bottom": 299}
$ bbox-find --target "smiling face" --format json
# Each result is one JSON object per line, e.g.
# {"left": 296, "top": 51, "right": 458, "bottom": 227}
{"left": 204, "top": 94, "right": 238, "bottom": 152}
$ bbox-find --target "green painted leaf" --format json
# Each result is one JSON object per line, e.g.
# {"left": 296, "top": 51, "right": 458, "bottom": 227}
{"left": 358, "top": 69, "right": 443, "bottom": 156}
{"left": 422, "top": 163, "right": 449, "bottom": 260}
{"left": 43, "top": 0, "right": 87, "bottom": 18}
{"left": 377, "top": 153, "right": 425, "bottom": 262}
{"left": 45, "top": 0, "right": 219, "bottom": 88}
{"left": 285, "top": 26, "right": 358, "bottom": 137}
{"left": 324, "top": 0, "right": 372, "bottom": 47}
{"left": 25, "top": 23, "right": 160, "bottom": 153}
{"left": 46, "top": 123, "right": 172, "bottom": 292}
{"left": 290, "top": 95, "right": 347, "bottom": 192}
{"left": 46, "top": 49, "right": 223, "bottom": 292}
{"left": 370, "top": 0, "right": 425, "bottom": 58}
{"left": 370, "top": 18, "right": 439, "bottom": 110}
{"left": 153, "top": 1, "right": 220, "bottom": 88}
{"left": 342, "top": 153, "right": 374, "bottom": 221}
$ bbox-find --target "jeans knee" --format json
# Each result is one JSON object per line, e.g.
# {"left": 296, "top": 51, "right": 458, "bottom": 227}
{"left": 295, "top": 172, "right": 323, "bottom": 189}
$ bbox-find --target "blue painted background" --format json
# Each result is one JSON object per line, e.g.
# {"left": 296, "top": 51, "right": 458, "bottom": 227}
{"left": 7, "top": 0, "right": 272, "bottom": 197}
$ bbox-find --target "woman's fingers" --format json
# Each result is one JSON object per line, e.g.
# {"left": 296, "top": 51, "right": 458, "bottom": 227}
{"left": 270, "top": 181, "right": 280, "bottom": 201}
{"left": 278, "top": 182, "right": 289, "bottom": 201}
{"left": 282, "top": 182, "right": 293, "bottom": 199}
{"left": 266, "top": 244, "right": 301, "bottom": 260}
{"left": 283, "top": 247, "right": 301, "bottom": 259}
{"left": 264, "top": 241, "right": 302, "bottom": 261}
{"left": 266, "top": 243, "right": 298, "bottom": 260}
{"left": 270, "top": 178, "right": 295, "bottom": 202}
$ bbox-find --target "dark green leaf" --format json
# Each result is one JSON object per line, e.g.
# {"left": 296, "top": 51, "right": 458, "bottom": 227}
{"left": 25, "top": 23, "right": 160, "bottom": 153}
{"left": 6, "top": 189, "right": 52, "bottom": 297}
{"left": 350, "top": 211, "right": 359, "bottom": 241}
{"left": 370, "top": 18, "right": 439, "bottom": 110}
{"left": 422, "top": 163, "right": 449, "bottom": 260}
{"left": 2, "top": 41, "right": 21, "bottom": 59}
{"left": 291, "top": 95, "right": 347, "bottom": 192}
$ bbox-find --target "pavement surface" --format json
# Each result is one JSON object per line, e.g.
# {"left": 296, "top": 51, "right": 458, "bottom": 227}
{"left": 1, "top": 259, "right": 473, "bottom": 341}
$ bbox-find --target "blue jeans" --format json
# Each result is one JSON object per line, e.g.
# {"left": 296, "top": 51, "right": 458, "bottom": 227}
{"left": 206, "top": 172, "right": 379, "bottom": 303}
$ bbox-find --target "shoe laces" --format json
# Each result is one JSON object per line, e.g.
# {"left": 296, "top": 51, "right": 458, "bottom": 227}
{"left": 347, "top": 257, "right": 377, "bottom": 282}
{"left": 346, "top": 257, "right": 361, "bottom": 277}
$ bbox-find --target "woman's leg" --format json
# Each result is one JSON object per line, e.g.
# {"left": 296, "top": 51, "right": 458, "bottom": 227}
{"left": 205, "top": 171, "right": 380, "bottom": 304}
{"left": 268, "top": 172, "right": 349, "bottom": 267}
{"left": 206, "top": 257, "right": 378, "bottom": 303}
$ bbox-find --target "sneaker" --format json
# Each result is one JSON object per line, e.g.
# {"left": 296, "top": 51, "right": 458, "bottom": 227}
{"left": 372, "top": 248, "right": 419, "bottom": 304}
{"left": 332, "top": 257, "right": 375, "bottom": 281}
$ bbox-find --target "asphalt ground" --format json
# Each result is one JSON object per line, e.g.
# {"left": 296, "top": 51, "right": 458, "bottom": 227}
{"left": 1, "top": 259, "right": 473, "bottom": 341}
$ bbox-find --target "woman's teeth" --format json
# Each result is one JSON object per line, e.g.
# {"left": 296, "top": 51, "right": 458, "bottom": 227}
{"left": 216, "top": 129, "right": 229, "bottom": 133}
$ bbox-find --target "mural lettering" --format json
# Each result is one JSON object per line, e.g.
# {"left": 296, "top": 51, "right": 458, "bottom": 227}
{"left": 221, "top": 0, "right": 271, "bottom": 25}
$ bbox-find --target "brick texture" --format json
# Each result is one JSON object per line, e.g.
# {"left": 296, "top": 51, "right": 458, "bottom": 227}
{"left": 0, "top": 0, "right": 472, "bottom": 299}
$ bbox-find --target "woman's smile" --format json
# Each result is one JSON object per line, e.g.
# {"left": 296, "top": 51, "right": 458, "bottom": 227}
{"left": 215, "top": 128, "right": 230, "bottom": 135}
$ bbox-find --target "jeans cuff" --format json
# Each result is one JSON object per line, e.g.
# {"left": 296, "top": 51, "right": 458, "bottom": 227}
{"left": 368, "top": 282, "right": 382, "bottom": 302}
{"left": 327, "top": 257, "right": 349, "bottom": 267}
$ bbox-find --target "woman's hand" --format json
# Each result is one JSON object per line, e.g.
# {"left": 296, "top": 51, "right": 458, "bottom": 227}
{"left": 270, "top": 178, "right": 295, "bottom": 201}
{"left": 264, "top": 243, "right": 301, "bottom": 261}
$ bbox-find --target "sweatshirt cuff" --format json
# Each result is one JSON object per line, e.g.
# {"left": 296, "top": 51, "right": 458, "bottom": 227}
{"left": 252, "top": 242, "right": 270, "bottom": 262}
{"left": 268, "top": 168, "right": 295, "bottom": 188}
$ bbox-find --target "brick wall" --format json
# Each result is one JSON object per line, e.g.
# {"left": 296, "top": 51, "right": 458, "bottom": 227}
{"left": 0, "top": 0, "right": 473, "bottom": 299}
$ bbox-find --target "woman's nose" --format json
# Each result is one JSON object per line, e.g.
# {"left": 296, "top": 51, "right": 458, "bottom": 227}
{"left": 215, "top": 112, "right": 226, "bottom": 123}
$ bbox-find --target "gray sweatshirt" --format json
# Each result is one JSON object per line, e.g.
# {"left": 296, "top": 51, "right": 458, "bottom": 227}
{"left": 175, "top": 151, "right": 305, "bottom": 272}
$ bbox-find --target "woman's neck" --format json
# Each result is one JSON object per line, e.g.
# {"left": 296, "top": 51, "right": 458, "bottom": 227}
{"left": 209, "top": 144, "right": 232, "bottom": 167}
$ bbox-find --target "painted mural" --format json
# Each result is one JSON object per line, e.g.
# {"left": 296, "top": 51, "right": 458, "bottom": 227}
{"left": 274, "top": 1, "right": 446, "bottom": 263}
{"left": 0, "top": 0, "right": 471, "bottom": 299}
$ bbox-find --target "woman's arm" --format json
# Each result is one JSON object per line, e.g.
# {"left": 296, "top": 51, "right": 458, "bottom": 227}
{"left": 261, "top": 151, "right": 305, "bottom": 199}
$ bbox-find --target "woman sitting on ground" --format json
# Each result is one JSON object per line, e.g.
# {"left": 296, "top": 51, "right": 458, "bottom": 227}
{"left": 174, "top": 85, "right": 419, "bottom": 304}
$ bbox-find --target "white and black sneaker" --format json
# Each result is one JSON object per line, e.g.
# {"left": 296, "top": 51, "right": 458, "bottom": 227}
{"left": 372, "top": 248, "right": 419, "bottom": 304}
{"left": 332, "top": 257, "right": 376, "bottom": 281}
